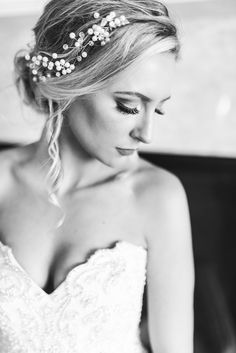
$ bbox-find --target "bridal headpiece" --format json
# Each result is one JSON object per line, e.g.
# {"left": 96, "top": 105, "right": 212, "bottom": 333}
{"left": 25, "top": 11, "right": 129, "bottom": 82}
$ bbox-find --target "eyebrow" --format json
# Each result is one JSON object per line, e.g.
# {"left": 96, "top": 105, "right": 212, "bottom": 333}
{"left": 114, "top": 91, "right": 171, "bottom": 103}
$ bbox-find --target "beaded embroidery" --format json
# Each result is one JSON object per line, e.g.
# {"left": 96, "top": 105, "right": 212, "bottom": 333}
{"left": 24, "top": 11, "right": 129, "bottom": 82}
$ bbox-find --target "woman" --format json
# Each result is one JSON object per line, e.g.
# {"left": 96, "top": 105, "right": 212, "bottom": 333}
{"left": 0, "top": 0, "right": 194, "bottom": 352}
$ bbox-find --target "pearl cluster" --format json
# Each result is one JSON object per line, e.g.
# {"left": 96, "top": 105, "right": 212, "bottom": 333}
{"left": 25, "top": 54, "right": 75, "bottom": 82}
{"left": 24, "top": 11, "right": 129, "bottom": 82}
{"left": 63, "top": 11, "right": 129, "bottom": 62}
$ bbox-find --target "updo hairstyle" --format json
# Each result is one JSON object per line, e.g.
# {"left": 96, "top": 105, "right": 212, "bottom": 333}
{"left": 14, "top": 0, "right": 180, "bottom": 198}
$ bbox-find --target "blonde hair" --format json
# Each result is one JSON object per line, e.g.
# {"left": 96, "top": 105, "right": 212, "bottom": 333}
{"left": 14, "top": 0, "right": 180, "bottom": 207}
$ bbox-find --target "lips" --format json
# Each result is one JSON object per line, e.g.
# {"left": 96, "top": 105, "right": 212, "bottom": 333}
{"left": 116, "top": 147, "right": 138, "bottom": 156}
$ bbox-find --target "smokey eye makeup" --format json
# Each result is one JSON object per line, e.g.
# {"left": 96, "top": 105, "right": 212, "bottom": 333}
{"left": 116, "top": 100, "right": 140, "bottom": 115}
{"left": 155, "top": 108, "right": 165, "bottom": 116}
{"left": 115, "top": 100, "right": 165, "bottom": 117}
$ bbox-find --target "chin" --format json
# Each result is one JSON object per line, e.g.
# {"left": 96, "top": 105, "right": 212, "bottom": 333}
{"left": 91, "top": 150, "right": 115, "bottom": 168}
{"left": 90, "top": 145, "right": 136, "bottom": 171}
{"left": 94, "top": 151, "right": 126, "bottom": 170}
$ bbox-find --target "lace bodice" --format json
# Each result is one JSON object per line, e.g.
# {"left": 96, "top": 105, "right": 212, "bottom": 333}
{"left": 0, "top": 240, "right": 148, "bottom": 353}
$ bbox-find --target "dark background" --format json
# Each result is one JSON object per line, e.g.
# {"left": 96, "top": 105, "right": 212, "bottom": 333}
{"left": 139, "top": 152, "right": 236, "bottom": 353}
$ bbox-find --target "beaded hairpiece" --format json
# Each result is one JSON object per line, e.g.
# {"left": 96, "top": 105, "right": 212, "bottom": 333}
{"left": 24, "top": 11, "right": 129, "bottom": 82}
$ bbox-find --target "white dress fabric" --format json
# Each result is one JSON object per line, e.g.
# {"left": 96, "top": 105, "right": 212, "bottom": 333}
{"left": 0, "top": 240, "right": 148, "bottom": 353}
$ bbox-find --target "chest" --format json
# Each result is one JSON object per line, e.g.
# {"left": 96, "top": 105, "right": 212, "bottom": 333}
{"left": 0, "top": 179, "right": 145, "bottom": 294}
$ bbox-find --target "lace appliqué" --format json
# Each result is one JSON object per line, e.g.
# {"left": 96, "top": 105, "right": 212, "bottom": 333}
{"left": 0, "top": 241, "right": 148, "bottom": 353}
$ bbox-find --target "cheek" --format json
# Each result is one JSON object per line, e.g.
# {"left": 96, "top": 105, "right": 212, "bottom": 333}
{"left": 85, "top": 99, "right": 118, "bottom": 135}
{"left": 67, "top": 97, "right": 135, "bottom": 147}
{"left": 67, "top": 101, "right": 112, "bottom": 146}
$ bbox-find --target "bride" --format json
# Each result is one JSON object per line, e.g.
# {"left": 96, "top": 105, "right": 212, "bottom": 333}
{"left": 0, "top": 0, "right": 194, "bottom": 352}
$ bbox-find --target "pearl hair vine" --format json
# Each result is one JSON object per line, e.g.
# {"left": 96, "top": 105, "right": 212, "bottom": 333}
{"left": 24, "top": 11, "right": 129, "bottom": 82}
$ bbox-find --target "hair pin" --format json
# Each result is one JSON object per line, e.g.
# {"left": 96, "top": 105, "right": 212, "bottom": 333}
{"left": 25, "top": 11, "right": 129, "bottom": 82}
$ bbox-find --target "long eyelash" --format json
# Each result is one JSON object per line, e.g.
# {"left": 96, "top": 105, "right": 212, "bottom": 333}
{"left": 116, "top": 101, "right": 165, "bottom": 116}
{"left": 155, "top": 109, "right": 165, "bottom": 116}
{"left": 116, "top": 101, "right": 140, "bottom": 115}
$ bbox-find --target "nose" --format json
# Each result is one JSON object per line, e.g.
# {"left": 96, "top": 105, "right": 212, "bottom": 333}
{"left": 130, "top": 114, "right": 153, "bottom": 144}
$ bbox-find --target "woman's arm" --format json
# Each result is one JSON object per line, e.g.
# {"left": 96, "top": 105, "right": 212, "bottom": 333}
{"left": 141, "top": 170, "right": 195, "bottom": 353}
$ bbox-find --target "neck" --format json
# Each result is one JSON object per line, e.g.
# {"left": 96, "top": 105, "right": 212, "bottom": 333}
{"left": 32, "top": 125, "right": 134, "bottom": 196}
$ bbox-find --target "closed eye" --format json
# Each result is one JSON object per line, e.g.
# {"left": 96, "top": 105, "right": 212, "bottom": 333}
{"left": 116, "top": 101, "right": 140, "bottom": 115}
{"left": 116, "top": 100, "right": 165, "bottom": 117}
{"left": 155, "top": 109, "right": 165, "bottom": 116}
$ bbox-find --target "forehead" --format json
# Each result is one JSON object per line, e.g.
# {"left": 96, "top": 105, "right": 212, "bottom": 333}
{"left": 107, "top": 52, "right": 176, "bottom": 101}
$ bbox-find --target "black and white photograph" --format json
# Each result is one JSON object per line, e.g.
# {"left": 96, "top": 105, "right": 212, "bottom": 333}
{"left": 0, "top": 0, "right": 235, "bottom": 352}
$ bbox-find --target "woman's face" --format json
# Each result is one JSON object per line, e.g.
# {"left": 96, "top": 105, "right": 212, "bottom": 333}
{"left": 66, "top": 51, "right": 176, "bottom": 168}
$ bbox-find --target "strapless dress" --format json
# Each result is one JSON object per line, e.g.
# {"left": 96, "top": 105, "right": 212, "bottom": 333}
{"left": 0, "top": 239, "right": 148, "bottom": 353}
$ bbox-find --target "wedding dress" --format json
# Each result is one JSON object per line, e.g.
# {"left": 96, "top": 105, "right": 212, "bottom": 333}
{"left": 0, "top": 239, "right": 148, "bottom": 353}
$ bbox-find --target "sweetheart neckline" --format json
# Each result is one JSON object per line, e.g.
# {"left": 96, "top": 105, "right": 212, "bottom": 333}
{"left": 0, "top": 239, "right": 147, "bottom": 297}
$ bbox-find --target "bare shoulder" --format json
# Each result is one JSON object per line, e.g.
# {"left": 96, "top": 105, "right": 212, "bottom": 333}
{"left": 133, "top": 156, "right": 187, "bottom": 209}
{"left": 134, "top": 158, "right": 194, "bottom": 353}
{"left": 133, "top": 156, "right": 191, "bottom": 246}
